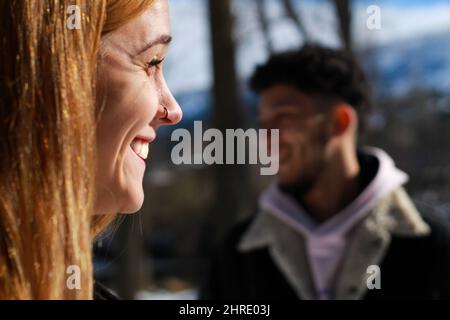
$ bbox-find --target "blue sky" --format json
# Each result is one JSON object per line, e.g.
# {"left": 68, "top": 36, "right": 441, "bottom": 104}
{"left": 305, "top": 0, "right": 450, "bottom": 5}
{"left": 166, "top": 0, "right": 450, "bottom": 95}
{"left": 297, "top": 0, "right": 450, "bottom": 7}
{"left": 356, "top": 0, "right": 450, "bottom": 5}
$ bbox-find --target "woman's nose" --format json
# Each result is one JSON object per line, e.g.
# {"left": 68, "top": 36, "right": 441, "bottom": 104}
{"left": 164, "top": 92, "right": 183, "bottom": 125}
{"left": 154, "top": 83, "right": 183, "bottom": 127}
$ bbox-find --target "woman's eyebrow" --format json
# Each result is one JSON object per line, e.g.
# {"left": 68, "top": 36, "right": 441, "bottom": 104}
{"left": 135, "top": 34, "right": 172, "bottom": 56}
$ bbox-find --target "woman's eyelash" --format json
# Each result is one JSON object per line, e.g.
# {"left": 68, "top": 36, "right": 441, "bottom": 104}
{"left": 146, "top": 57, "right": 165, "bottom": 68}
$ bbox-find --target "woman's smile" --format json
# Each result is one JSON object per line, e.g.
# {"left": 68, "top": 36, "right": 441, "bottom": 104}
{"left": 130, "top": 136, "right": 155, "bottom": 161}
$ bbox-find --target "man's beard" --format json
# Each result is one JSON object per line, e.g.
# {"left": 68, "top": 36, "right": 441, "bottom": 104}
{"left": 279, "top": 126, "right": 329, "bottom": 199}
{"left": 279, "top": 157, "right": 325, "bottom": 199}
{"left": 279, "top": 172, "right": 317, "bottom": 197}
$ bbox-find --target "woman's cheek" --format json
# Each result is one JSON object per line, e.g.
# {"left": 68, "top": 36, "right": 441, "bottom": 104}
{"left": 134, "top": 82, "right": 160, "bottom": 121}
{"left": 95, "top": 71, "right": 159, "bottom": 214}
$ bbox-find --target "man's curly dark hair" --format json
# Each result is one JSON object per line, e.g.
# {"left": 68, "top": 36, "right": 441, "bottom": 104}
{"left": 250, "top": 45, "right": 372, "bottom": 132}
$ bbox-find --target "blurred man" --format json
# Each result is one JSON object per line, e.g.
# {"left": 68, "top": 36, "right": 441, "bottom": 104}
{"left": 201, "top": 45, "right": 450, "bottom": 300}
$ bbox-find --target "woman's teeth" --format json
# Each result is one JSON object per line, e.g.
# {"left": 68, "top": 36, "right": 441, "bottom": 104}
{"left": 131, "top": 139, "right": 149, "bottom": 160}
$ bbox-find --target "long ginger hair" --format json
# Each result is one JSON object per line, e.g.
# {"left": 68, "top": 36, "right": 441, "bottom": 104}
{"left": 0, "top": 0, "right": 154, "bottom": 299}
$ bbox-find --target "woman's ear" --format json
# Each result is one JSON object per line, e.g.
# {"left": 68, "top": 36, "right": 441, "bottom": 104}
{"left": 332, "top": 104, "right": 357, "bottom": 135}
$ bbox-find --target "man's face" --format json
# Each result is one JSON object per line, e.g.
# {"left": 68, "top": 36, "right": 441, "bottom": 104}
{"left": 259, "top": 84, "right": 330, "bottom": 191}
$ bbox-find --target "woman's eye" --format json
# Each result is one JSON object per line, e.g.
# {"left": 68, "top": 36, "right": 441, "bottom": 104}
{"left": 146, "top": 57, "right": 165, "bottom": 69}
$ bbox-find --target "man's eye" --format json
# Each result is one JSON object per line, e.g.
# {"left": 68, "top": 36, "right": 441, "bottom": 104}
{"left": 146, "top": 57, "right": 165, "bottom": 68}
{"left": 277, "top": 114, "right": 293, "bottom": 122}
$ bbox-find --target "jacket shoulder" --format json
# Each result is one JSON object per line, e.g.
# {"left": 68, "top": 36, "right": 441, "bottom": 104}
{"left": 93, "top": 281, "right": 119, "bottom": 300}
{"left": 414, "top": 202, "right": 450, "bottom": 239}
{"left": 216, "top": 215, "right": 257, "bottom": 256}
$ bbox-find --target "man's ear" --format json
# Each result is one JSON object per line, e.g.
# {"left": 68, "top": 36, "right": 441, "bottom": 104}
{"left": 332, "top": 104, "right": 357, "bottom": 135}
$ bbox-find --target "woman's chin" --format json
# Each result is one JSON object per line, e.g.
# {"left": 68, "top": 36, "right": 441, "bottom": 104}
{"left": 95, "top": 169, "right": 146, "bottom": 214}
{"left": 119, "top": 189, "right": 145, "bottom": 214}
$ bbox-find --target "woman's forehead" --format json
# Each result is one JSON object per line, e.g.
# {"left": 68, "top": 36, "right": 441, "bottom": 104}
{"left": 103, "top": 0, "right": 171, "bottom": 58}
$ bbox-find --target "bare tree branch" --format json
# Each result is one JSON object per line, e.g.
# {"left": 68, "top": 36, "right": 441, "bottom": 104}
{"left": 281, "top": 0, "right": 308, "bottom": 42}
{"left": 255, "top": 0, "right": 274, "bottom": 54}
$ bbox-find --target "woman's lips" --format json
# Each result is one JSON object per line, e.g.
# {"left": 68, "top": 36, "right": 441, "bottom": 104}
{"left": 131, "top": 138, "right": 150, "bottom": 160}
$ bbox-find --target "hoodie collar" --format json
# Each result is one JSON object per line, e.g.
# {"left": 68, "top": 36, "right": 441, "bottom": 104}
{"left": 239, "top": 147, "right": 428, "bottom": 252}
{"left": 257, "top": 147, "right": 409, "bottom": 239}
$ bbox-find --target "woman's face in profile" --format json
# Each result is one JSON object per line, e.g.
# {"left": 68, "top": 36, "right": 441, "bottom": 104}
{"left": 96, "top": 0, "right": 182, "bottom": 215}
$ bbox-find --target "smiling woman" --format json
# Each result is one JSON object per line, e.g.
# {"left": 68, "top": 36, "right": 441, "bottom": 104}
{"left": 96, "top": 0, "right": 182, "bottom": 216}
{"left": 0, "top": 0, "right": 181, "bottom": 299}
{"left": 99, "top": 0, "right": 183, "bottom": 220}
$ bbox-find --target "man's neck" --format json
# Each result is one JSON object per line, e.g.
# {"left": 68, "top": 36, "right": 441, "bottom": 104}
{"left": 299, "top": 151, "right": 361, "bottom": 224}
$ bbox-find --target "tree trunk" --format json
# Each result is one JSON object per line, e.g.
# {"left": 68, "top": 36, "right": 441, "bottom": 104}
{"left": 116, "top": 215, "right": 147, "bottom": 299}
{"left": 207, "top": 0, "right": 249, "bottom": 247}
